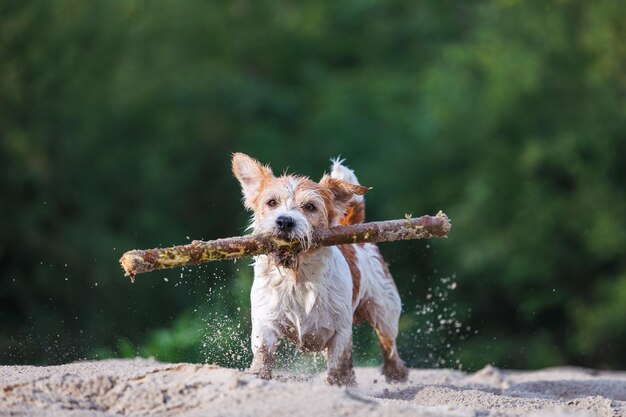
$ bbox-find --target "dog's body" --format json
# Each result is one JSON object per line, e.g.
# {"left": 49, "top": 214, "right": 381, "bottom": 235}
{"left": 232, "top": 153, "right": 408, "bottom": 385}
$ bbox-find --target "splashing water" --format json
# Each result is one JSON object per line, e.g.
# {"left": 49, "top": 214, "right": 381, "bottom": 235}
{"left": 197, "top": 286, "right": 325, "bottom": 377}
{"left": 201, "top": 307, "right": 251, "bottom": 369}
{"left": 182, "top": 263, "right": 471, "bottom": 374}
{"left": 398, "top": 273, "right": 473, "bottom": 369}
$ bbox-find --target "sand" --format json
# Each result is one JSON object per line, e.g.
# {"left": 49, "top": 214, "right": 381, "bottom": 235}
{"left": 1, "top": 358, "right": 625, "bottom": 416}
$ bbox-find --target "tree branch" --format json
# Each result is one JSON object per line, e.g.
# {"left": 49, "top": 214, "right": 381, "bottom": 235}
{"left": 119, "top": 211, "right": 451, "bottom": 282}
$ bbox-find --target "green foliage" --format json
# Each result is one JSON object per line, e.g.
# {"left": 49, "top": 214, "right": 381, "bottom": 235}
{"left": 1, "top": 0, "right": 625, "bottom": 370}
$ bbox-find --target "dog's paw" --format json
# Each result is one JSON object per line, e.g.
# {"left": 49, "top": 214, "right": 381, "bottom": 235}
{"left": 326, "top": 369, "right": 356, "bottom": 387}
{"left": 383, "top": 361, "right": 409, "bottom": 383}
{"left": 247, "top": 367, "right": 273, "bottom": 380}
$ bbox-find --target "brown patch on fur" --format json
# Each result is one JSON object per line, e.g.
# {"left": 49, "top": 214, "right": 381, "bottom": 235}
{"left": 334, "top": 181, "right": 366, "bottom": 303}
{"left": 353, "top": 298, "right": 371, "bottom": 325}
{"left": 375, "top": 329, "right": 395, "bottom": 356}
{"left": 339, "top": 200, "right": 365, "bottom": 225}
{"left": 319, "top": 176, "right": 368, "bottom": 202}
{"left": 319, "top": 176, "right": 368, "bottom": 225}
{"left": 338, "top": 244, "right": 361, "bottom": 306}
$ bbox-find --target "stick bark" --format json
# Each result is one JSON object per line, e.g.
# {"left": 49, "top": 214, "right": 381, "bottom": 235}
{"left": 120, "top": 211, "right": 451, "bottom": 282}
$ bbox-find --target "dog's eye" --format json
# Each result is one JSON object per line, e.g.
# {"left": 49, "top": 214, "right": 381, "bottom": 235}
{"left": 304, "top": 203, "right": 316, "bottom": 212}
{"left": 266, "top": 199, "right": 278, "bottom": 208}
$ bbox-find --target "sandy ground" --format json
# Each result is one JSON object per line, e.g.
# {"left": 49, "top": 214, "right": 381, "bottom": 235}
{"left": 1, "top": 358, "right": 625, "bottom": 417}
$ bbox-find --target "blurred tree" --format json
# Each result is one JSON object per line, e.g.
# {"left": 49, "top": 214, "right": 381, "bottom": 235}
{"left": 0, "top": 0, "right": 624, "bottom": 370}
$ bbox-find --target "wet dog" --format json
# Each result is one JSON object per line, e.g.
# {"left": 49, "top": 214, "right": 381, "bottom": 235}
{"left": 232, "top": 153, "right": 408, "bottom": 385}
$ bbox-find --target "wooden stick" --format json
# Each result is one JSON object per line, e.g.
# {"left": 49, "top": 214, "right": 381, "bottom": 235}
{"left": 119, "top": 211, "right": 451, "bottom": 282}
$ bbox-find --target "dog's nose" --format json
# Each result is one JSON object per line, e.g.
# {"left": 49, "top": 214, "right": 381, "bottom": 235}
{"left": 276, "top": 216, "right": 295, "bottom": 232}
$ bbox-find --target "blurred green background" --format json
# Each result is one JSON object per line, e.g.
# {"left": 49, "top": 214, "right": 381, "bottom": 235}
{"left": 1, "top": 0, "right": 625, "bottom": 371}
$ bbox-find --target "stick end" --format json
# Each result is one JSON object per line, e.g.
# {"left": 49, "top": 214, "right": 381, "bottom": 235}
{"left": 120, "top": 250, "right": 149, "bottom": 282}
{"left": 435, "top": 210, "right": 452, "bottom": 234}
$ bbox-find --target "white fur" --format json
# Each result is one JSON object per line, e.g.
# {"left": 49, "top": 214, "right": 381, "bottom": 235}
{"left": 250, "top": 246, "right": 353, "bottom": 352}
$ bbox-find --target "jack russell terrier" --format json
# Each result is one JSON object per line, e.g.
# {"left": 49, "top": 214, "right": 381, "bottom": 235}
{"left": 232, "top": 152, "right": 408, "bottom": 385}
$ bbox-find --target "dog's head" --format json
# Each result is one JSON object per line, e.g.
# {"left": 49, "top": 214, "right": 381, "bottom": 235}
{"left": 232, "top": 153, "right": 368, "bottom": 266}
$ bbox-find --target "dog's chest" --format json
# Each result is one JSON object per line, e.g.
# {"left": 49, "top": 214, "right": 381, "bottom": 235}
{"left": 252, "top": 248, "right": 353, "bottom": 348}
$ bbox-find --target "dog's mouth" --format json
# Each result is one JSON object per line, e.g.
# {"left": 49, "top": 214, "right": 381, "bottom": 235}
{"left": 273, "top": 230, "right": 295, "bottom": 241}
{"left": 270, "top": 230, "right": 310, "bottom": 270}
{"left": 272, "top": 251, "right": 298, "bottom": 269}
{"left": 272, "top": 230, "right": 310, "bottom": 248}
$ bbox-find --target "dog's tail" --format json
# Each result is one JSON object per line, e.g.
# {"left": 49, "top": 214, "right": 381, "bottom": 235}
{"left": 330, "top": 158, "right": 365, "bottom": 225}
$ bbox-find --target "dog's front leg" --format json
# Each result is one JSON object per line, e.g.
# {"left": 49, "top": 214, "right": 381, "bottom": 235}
{"left": 325, "top": 329, "right": 356, "bottom": 386}
{"left": 248, "top": 322, "right": 279, "bottom": 380}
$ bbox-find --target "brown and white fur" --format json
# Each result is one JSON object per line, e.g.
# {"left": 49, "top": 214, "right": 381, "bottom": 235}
{"left": 232, "top": 152, "right": 408, "bottom": 386}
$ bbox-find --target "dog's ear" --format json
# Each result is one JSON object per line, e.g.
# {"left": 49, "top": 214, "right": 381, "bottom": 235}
{"left": 232, "top": 153, "right": 273, "bottom": 210}
{"left": 320, "top": 176, "right": 369, "bottom": 203}
{"left": 319, "top": 175, "right": 369, "bottom": 220}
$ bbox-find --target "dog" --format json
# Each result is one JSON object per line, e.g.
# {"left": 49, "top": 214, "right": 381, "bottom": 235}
{"left": 232, "top": 152, "right": 408, "bottom": 385}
